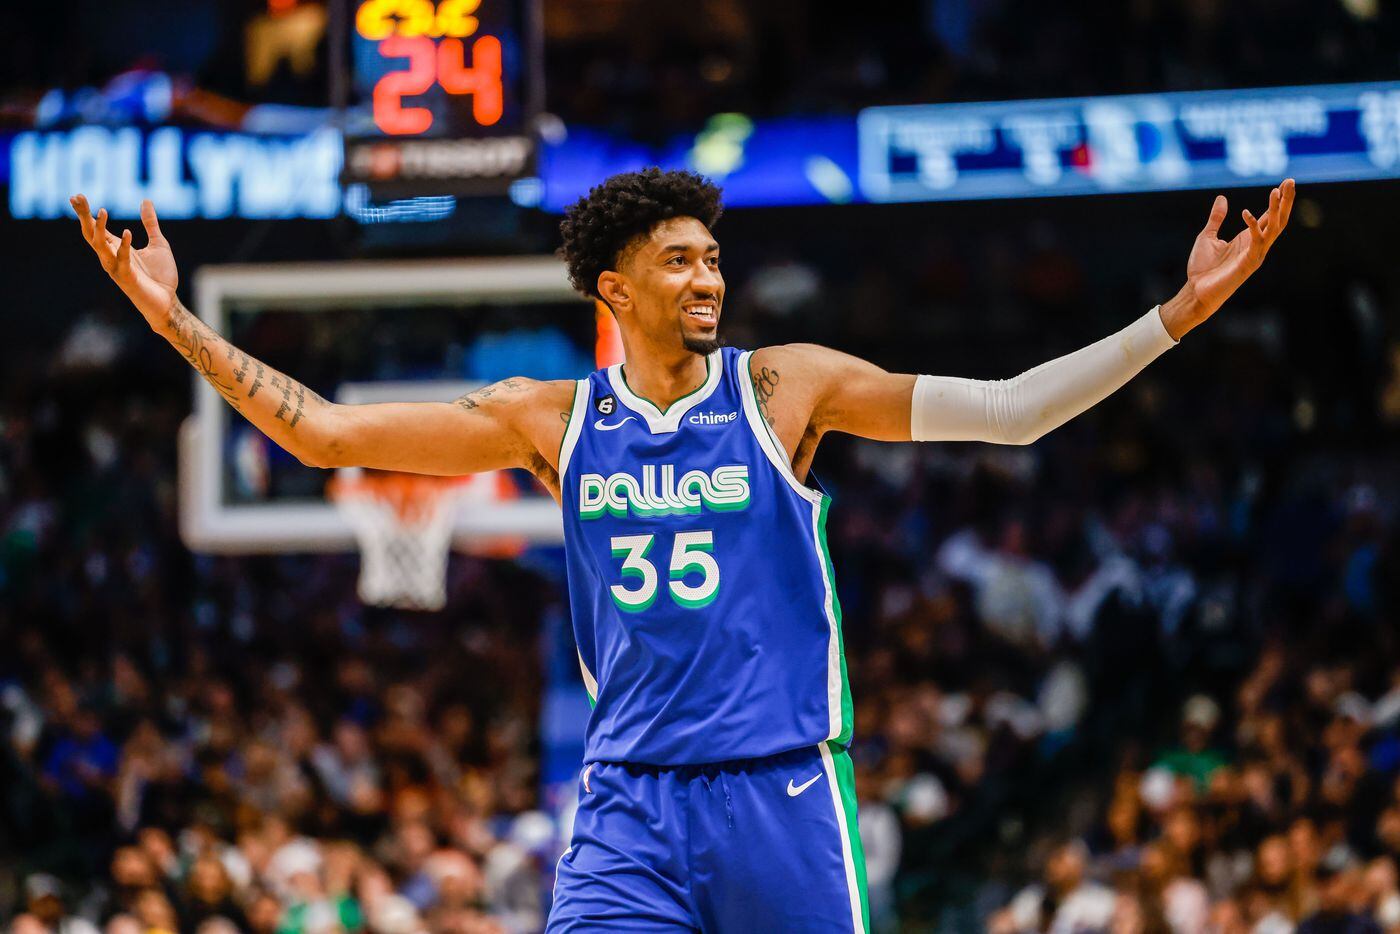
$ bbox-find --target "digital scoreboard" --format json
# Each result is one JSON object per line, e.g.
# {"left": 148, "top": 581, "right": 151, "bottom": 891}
{"left": 857, "top": 82, "right": 1400, "bottom": 203}
{"left": 342, "top": 0, "right": 539, "bottom": 195}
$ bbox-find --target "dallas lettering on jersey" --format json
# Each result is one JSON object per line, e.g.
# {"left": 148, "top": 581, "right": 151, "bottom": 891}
{"left": 579, "top": 465, "right": 750, "bottom": 520}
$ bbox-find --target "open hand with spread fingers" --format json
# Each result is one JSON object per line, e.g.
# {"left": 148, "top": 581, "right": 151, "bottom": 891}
{"left": 1169, "top": 179, "right": 1295, "bottom": 337}
{"left": 70, "top": 195, "right": 179, "bottom": 324}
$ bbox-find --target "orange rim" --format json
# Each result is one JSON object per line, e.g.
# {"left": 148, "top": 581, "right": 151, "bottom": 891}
{"left": 328, "top": 473, "right": 472, "bottom": 525}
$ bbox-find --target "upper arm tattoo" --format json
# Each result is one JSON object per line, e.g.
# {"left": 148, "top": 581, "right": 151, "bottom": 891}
{"left": 453, "top": 377, "right": 528, "bottom": 412}
{"left": 752, "top": 364, "right": 780, "bottom": 426}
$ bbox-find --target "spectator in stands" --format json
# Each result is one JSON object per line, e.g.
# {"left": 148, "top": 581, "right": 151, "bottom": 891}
{"left": 13, "top": 875, "right": 99, "bottom": 934}
{"left": 990, "top": 840, "right": 1116, "bottom": 933}
{"left": 1297, "top": 853, "right": 1380, "bottom": 934}
{"left": 1153, "top": 695, "right": 1228, "bottom": 793}
{"left": 179, "top": 856, "right": 247, "bottom": 930}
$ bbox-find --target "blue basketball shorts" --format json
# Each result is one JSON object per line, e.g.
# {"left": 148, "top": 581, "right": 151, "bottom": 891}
{"left": 547, "top": 742, "right": 870, "bottom": 933}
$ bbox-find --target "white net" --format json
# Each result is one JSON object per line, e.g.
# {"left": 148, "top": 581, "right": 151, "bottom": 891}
{"left": 331, "top": 470, "right": 468, "bottom": 611}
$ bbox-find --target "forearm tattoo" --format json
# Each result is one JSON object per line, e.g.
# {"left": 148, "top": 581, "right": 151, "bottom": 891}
{"left": 167, "top": 297, "right": 241, "bottom": 410}
{"left": 269, "top": 374, "right": 312, "bottom": 427}
{"left": 752, "top": 365, "right": 779, "bottom": 426}
{"left": 165, "top": 297, "right": 325, "bottom": 430}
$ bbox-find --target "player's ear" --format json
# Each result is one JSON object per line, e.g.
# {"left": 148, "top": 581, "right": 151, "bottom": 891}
{"left": 597, "top": 270, "right": 630, "bottom": 314}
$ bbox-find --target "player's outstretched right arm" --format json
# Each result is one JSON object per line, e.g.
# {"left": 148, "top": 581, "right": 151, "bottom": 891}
{"left": 71, "top": 195, "right": 570, "bottom": 478}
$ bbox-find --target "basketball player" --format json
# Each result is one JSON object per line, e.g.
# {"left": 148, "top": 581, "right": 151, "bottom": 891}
{"left": 71, "top": 169, "right": 1294, "bottom": 932}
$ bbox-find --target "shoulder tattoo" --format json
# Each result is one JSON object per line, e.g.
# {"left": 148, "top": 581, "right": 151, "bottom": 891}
{"left": 453, "top": 377, "right": 528, "bottom": 412}
{"left": 752, "top": 364, "right": 779, "bottom": 426}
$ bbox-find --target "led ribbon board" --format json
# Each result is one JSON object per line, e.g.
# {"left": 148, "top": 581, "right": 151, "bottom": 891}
{"left": 343, "top": 0, "right": 538, "bottom": 195}
{"left": 858, "top": 82, "right": 1400, "bottom": 203}
{"left": 7, "top": 82, "right": 1400, "bottom": 219}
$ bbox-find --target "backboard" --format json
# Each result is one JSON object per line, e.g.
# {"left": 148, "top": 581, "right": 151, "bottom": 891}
{"left": 178, "top": 256, "right": 596, "bottom": 553}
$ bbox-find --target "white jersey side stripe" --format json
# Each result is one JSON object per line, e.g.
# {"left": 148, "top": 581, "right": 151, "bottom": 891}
{"left": 577, "top": 649, "right": 599, "bottom": 704}
{"left": 558, "top": 379, "right": 591, "bottom": 479}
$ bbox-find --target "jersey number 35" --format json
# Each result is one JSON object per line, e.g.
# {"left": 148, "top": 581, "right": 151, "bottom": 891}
{"left": 608, "top": 531, "right": 719, "bottom": 612}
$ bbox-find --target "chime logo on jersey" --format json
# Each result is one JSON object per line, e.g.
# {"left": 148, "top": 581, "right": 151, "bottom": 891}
{"left": 578, "top": 464, "right": 750, "bottom": 519}
{"left": 688, "top": 410, "right": 738, "bottom": 426}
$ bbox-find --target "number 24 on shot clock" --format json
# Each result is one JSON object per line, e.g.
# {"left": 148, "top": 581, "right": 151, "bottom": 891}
{"left": 354, "top": 0, "right": 507, "bottom": 136}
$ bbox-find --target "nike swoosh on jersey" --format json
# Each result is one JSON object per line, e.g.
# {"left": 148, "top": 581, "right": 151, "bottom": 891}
{"left": 594, "top": 416, "right": 637, "bottom": 431}
{"left": 786, "top": 774, "right": 822, "bottom": 797}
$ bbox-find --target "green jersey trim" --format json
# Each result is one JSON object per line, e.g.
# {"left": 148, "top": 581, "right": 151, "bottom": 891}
{"left": 821, "top": 741, "right": 870, "bottom": 933}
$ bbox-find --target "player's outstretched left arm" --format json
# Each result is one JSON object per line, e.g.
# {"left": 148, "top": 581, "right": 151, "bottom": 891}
{"left": 760, "top": 180, "right": 1296, "bottom": 452}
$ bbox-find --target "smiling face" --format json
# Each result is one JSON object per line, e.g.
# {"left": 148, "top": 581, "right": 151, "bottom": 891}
{"left": 599, "top": 216, "right": 724, "bottom": 356}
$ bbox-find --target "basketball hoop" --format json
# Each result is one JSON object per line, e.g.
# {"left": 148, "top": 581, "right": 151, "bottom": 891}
{"left": 328, "top": 469, "right": 473, "bottom": 611}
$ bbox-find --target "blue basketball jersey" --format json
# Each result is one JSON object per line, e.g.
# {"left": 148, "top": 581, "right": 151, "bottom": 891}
{"left": 557, "top": 346, "right": 854, "bottom": 766}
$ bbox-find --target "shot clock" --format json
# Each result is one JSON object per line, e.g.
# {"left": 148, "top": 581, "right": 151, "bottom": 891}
{"left": 342, "top": 0, "right": 540, "bottom": 195}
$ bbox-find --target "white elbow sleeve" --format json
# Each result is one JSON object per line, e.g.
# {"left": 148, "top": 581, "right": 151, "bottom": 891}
{"left": 911, "top": 306, "right": 1178, "bottom": 443}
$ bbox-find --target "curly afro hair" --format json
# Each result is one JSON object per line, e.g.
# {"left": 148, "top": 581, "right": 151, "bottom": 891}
{"left": 558, "top": 168, "right": 723, "bottom": 299}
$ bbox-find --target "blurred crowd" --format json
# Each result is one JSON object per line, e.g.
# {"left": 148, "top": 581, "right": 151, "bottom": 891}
{"left": 1, "top": 508, "right": 558, "bottom": 933}
{"left": 2, "top": 200, "right": 1398, "bottom": 933}
{"left": 986, "top": 647, "right": 1400, "bottom": 933}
